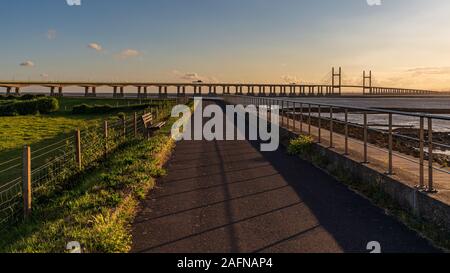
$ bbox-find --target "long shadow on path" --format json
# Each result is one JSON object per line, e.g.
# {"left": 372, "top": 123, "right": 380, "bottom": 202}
{"left": 131, "top": 100, "right": 439, "bottom": 253}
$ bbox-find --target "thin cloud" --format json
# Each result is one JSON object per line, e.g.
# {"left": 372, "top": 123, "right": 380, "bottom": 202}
{"left": 405, "top": 67, "right": 450, "bottom": 76}
{"left": 46, "top": 29, "right": 57, "bottom": 40}
{"left": 20, "top": 61, "right": 35, "bottom": 67}
{"left": 173, "top": 70, "right": 218, "bottom": 83}
{"left": 281, "top": 75, "right": 299, "bottom": 84}
{"left": 118, "top": 49, "right": 141, "bottom": 59}
{"left": 88, "top": 43, "right": 103, "bottom": 51}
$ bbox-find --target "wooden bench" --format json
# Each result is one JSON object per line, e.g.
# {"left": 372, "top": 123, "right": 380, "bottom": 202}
{"left": 141, "top": 112, "right": 167, "bottom": 138}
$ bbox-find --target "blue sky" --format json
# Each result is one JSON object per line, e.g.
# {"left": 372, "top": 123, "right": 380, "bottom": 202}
{"left": 1, "top": 0, "right": 450, "bottom": 89}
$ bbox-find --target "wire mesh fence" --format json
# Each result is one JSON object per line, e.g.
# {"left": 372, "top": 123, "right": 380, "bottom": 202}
{"left": 0, "top": 98, "right": 179, "bottom": 230}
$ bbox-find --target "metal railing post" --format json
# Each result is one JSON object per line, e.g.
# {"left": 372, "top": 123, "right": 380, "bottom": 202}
{"left": 318, "top": 105, "right": 321, "bottom": 143}
{"left": 427, "top": 118, "right": 436, "bottom": 192}
{"left": 363, "top": 113, "right": 368, "bottom": 164}
{"left": 308, "top": 104, "right": 311, "bottom": 135}
{"left": 344, "top": 109, "right": 349, "bottom": 155}
{"left": 294, "top": 102, "right": 297, "bottom": 132}
{"left": 329, "top": 106, "right": 334, "bottom": 148}
{"left": 418, "top": 117, "right": 425, "bottom": 189}
{"left": 300, "top": 103, "right": 303, "bottom": 133}
{"left": 388, "top": 113, "right": 393, "bottom": 175}
{"left": 291, "top": 101, "right": 294, "bottom": 130}
{"left": 22, "top": 145, "right": 32, "bottom": 219}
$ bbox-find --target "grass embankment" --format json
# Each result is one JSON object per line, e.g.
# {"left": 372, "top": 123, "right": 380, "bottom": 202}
{"left": 0, "top": 115, "right": 102, "bottom": 152}
{"left": 0, "top": 97, "right": 167, "bottom": 185}
{"left": 287, "top": 135, "right": 450, "bottom": 252}
{"left": 0, "top": 117, "right": 177, "bottom": 253}
{"left": 0, "top": 97, "right": 164, "bottom": 152}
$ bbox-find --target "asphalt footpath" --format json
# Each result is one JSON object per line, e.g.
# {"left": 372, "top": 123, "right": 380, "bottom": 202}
{"left": 131, "top": 100, "right": 439, "bottom": 253}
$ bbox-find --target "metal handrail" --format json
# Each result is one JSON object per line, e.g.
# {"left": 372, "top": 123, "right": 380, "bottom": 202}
{"left": 224, "top": 94, "right": 448, "bottom": 193}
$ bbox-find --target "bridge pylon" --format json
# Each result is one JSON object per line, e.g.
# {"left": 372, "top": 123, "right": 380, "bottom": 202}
{"left": 331, "top": 67, "right": 342, "bottom": 95}
{"left": 363, "top": 70, "right": 372, "bottom": 95}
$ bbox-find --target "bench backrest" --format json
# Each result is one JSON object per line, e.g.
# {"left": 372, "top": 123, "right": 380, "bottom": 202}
{"left": 141, "top": 113, "right": 153, "bottom": 128}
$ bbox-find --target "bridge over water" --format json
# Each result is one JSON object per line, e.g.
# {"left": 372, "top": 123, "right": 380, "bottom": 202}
{"left": 0, "top": 68, "right": 437, "bottom": 98}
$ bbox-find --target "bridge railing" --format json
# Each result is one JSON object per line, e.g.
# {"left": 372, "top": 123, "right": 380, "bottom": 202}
{"left": 223, "top": 95, "right": 450, "bottom": 193}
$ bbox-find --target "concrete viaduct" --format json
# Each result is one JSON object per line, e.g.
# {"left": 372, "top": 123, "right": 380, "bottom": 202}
{"left": 0, "top": 69, "right": 437, "bottom": 97}
{"left": 0, "top": 82, "right": 436, "bottom": 98}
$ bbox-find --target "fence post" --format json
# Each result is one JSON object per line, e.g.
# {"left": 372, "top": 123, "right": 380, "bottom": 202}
{"left": 104, "top": 120, "right": 108, "bottom": 158}
{"left": 75, "top": 129, "right": 82, "bottom": 170}
{"left": 134, "top": 112, "right": 137, "bottom": 138}
{"left": 122, "top": 115, "right": 126, "bottom": 139}
{"left": 22, "top": 145, "right": 31, "bottom": 219}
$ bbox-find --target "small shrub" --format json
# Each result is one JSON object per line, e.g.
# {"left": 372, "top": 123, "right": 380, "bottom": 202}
{"left": 117, "top": 112, "right": 126, "bottom": 120}
{"left": 71, "top": 104, "right": 90, "bottom": 114}
{"left": 71, "top": 103, "right": 159, "bottom": 115}
{"left": 18, "top": 94, "right": 45, "bottom": 101}
{"left": 287, "top": 135, "right": 314, "bottom": 156}
{"left": 0, "top": 95, "right": 17, "bottom": 101}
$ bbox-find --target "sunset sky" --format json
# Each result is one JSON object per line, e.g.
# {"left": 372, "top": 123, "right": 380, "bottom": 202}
{"left": 1, "top": 0, "right": 450, "bottom": 90}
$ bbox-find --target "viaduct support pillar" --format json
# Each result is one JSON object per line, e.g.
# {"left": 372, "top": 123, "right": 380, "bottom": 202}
{"left": 144, "top": 86, "right": 148, "bottom": 98}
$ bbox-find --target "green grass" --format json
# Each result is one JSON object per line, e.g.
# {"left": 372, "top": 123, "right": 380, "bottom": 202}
{"left": 0, "top": 115, "right": 102, "bottom": 152}
{"left": 0, "top": 120, "right": 176, "bottom": 253}
{"left": 0, "top": 97, "right": 169, "bottom": 184}
{"left": 0, "top": 97, "right": 156, "bottom": 152}
{"left": 287, "top": 135, "right": 314, "bottom": 156}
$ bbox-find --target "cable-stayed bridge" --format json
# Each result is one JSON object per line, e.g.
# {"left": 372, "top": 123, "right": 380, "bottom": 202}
{"left": 0, "top": 67, "right": 438, "bottom": 97}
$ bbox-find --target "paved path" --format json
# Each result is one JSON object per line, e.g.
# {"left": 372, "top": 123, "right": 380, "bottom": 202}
{"left": 131, "top": 100, "right": 439, "bottom": 253}
{"left": 279, "top": 112, "right": 450, "bottom": 203}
